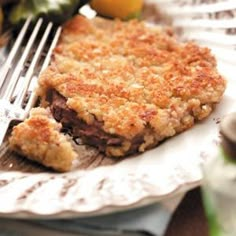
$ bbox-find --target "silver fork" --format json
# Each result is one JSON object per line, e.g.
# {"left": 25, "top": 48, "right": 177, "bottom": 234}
{"left": 0, "top": 17, "right": 62, "bottom": 145}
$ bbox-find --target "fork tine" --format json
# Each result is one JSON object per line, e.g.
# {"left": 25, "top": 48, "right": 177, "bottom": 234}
{"left": 0, "top": 19, "right": 62, "bottom": 146}
{"left": 14, "top": 22, "right": 53, "bottom": 108}
{"left": 3, "top": 18, "right": 43, "bottom": 102}
{"left": 41, "top": 27, "right": 62, "bottom": 72}
{"left": 0, "top": 16, "right": 32, "bottom": 90}
{"left": 24, "top": 26, "right": 62, "bottom": 116}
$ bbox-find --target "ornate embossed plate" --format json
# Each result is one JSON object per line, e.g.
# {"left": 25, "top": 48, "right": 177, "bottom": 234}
{"left": 0, "top": 0, "right": 236, "bottom": 218}
{"left": 0, "top": 61, "right": 235, "bottom": 218}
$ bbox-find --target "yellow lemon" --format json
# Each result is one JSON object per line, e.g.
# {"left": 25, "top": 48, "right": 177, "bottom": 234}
{"left": 90, "top": 0, "right": 143, "bottom": 20}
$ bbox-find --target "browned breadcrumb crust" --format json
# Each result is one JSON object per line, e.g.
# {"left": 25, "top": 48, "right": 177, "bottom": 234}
{"left": 38, "top": 15, "right": 226, "bottom": 157}
{"left": 9, "top": 108, "right": 77, "bottom": 172}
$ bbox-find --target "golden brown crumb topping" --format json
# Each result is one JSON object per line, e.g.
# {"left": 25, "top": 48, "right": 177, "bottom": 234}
{"left": 9, "top": 108, "right": 77, "bottom": 172}
{"left": 38, "top": 16, "right": 226, "bottom": 154}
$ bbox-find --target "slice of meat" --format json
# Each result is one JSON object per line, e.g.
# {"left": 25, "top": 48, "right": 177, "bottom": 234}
{"left": 48, "top": 89, "right": 145, "bottom": 155}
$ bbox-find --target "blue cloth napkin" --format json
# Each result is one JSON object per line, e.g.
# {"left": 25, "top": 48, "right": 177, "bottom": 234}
{"left": 0, "top": 195, "right": 183, "bottom": 236}
{"left": 37, "top": 203, "right": 171, "bottom": 236}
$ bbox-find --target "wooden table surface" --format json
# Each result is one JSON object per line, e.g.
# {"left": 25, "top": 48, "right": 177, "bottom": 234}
{"left": 165, "top": 187, "right": 209, "bottom": 236}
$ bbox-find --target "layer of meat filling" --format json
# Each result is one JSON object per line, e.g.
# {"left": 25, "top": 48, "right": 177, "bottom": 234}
{"left": 48, "top": 89, "right": 149, "bottom": 156}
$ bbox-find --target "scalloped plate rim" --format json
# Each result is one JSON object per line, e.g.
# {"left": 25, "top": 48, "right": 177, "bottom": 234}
{"left": 0, "top": 176, "right": 201, "bottom": 219}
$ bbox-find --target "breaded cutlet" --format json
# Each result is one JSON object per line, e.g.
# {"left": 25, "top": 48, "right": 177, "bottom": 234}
{"left": 37, "top": 15, "right": 226, "bottom": 157}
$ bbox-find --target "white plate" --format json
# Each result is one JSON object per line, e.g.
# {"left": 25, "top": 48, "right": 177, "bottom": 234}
{"left": 0, "top": 60, "right": 235, "bottom": 219}
{"left": 1, "top": 2, "right": 236, "bottom": 216}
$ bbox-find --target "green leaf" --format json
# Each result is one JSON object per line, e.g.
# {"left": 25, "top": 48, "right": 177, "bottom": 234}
{"left": 9, "top": 0, "right": 82, "bottom": 25}
{"left": 202, "top": 189, "right": 222, "bottom": 236}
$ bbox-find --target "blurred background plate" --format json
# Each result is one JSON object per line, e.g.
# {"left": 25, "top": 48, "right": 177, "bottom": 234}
{"left": 144, "top": 0, "right": 236, "bottom": 64}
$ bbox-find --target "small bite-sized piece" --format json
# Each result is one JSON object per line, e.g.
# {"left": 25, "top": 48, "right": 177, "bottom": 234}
{"left": 9, "top": 107, "right": 77, "bottom": 172}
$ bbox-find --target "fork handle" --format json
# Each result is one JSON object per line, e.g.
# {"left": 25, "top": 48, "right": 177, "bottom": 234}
{"left": 0, "top": 118, "right": 10, "bottom": 146}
